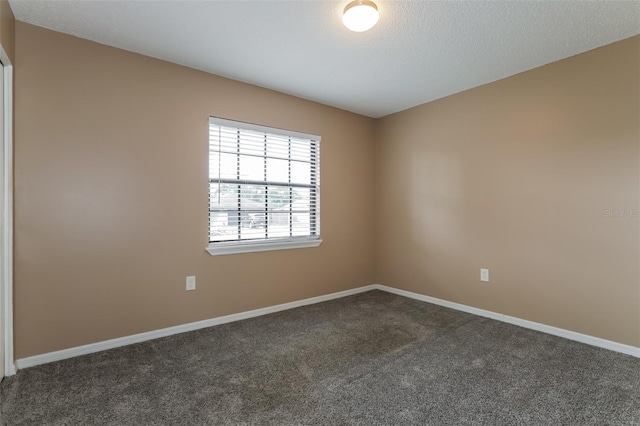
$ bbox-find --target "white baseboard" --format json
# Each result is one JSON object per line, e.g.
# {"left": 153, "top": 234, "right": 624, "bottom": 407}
{"left": 15, "top": 285, "right": 378, "bottom": 370}
{"left": 15, "top": 283, "right": 639, "bottom": 370}
{"left": 372, "top": 284, "right": 640, "bottom": 358}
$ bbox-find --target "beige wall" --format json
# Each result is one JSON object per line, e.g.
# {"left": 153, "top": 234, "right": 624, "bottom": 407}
{"left": 14, "top": 22, "right": 376, "bottom": 359}
{"left": 376, "top": 36, "right": 640, "bottom": 347}
{"left": 0, "top": 0, "right": 14, "bottom": 62}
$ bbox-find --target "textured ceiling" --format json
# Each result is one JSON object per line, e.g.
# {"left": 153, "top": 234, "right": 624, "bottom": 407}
{"left": 9, "top": 0, "right": 640, "bottom": 118}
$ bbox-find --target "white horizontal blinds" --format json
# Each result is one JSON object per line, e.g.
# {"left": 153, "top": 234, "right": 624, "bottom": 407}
{"left": 209, "top": 117, "right": 320, "bottom": 243}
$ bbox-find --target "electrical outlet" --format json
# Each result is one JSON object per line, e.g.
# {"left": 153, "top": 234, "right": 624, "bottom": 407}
{"left": 186, "top": 275, "right": 196, "bottom": 291}
{"left": 480, "top": 268, "right": 489, "bottom": 282}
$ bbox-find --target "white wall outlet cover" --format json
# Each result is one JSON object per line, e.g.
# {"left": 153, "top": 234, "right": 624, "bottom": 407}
{"left": 480, "top": 269, "right": 489, "bottom": 282}
{"left": 186, "top": 276, "right": 196, "bottom": 291}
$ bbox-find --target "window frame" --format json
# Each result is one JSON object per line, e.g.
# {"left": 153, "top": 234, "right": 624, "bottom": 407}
{"left": 206, "top": 117, "right": 322, "bottom": 256}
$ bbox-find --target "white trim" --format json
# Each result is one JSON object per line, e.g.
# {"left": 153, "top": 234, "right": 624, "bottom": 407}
{"left": 15, "top": 283, "right": 639, "bottom": 370}
{"left": 372, "top": 284, "right": 640, "bottom": 358}
{"left": 0, "top": 45, "right": 13, "bottom": 377}
{"left": 209, "top": 116, "right": 321, "bottom": 142}
{"left": 16, "top": 285, "right": 377, "bottom": 369}
{"left": 206, "top": 237, "right": 322, "bottom": 256}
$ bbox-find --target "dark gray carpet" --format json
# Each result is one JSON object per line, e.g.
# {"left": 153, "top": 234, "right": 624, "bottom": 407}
{"left": 1, "top": 290, "right": 639, "bottom": 425}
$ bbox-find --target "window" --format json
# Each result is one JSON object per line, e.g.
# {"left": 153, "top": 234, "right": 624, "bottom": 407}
{"left": 207, "top": 117, "right": 322, "bottom": 256}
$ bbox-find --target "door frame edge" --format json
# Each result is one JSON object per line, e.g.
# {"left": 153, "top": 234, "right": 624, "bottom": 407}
{"left": 0, "top": 43, "right": 15, "bottom": 377}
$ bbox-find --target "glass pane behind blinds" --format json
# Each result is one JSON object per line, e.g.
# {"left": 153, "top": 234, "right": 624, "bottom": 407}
{"left": 209, "top": 118, "right": 319, "bottom": 243}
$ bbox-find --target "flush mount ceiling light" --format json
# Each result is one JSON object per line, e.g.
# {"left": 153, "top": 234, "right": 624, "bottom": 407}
{"left": 343, "top": 0, "right": 379, "bottom": 32}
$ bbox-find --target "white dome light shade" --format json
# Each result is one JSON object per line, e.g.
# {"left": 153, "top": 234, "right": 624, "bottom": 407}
{"left": 343, "top": 0, "right": 379, "bottom": 32}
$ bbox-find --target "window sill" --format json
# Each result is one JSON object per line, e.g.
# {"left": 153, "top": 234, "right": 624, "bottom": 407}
{"left": 206, "top": 237, "right": 322, "bottom": 256}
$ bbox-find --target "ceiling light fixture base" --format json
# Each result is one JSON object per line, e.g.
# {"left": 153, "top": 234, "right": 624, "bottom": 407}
{"left": 343, "top": 0, "right": 379, "bottom": 33}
